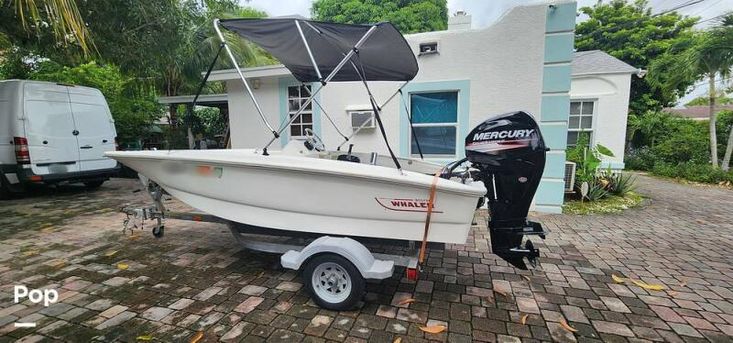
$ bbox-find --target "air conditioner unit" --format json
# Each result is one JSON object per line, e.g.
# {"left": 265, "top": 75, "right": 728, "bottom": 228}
{"left": 350, "top": 110, "right": 375, "bottom": 130}
{"left": 564, "top": 161, "right": 576, "bottom": 192}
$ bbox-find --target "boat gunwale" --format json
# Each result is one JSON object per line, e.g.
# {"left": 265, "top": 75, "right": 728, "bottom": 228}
{"left": 107, "top": 152, "right": 486, "bottom": 197}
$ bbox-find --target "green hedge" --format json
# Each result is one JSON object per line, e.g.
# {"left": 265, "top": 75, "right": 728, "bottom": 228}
{"left": 625, "top": 110, "right": 733, "bottom": 184}
{"left": 651, "top": 162, "right": 733, "bottom": 183}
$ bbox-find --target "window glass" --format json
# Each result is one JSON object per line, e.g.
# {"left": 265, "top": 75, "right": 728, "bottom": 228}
{"left": 287, "top": 85, "right": 314, "bottom": 138}
{"left": 410, "top": 92, "right": 458, "bottom": 123}
{"left": 581, "top": 102, "right": 594, "bottom": 114}
{"left": 567, "top": 100, "right": 595, "bottom": 146}
{"left": 412, "top": 126, "right": 456, "bottom": 155}
{"left": 570, "top": 102, "right": 581, "bottom": 114}
{"left": 409, "top": 91, "right": 459, "bottom": 157}
{"left": 581, "top": 117, "right": 592, "bottom": 129}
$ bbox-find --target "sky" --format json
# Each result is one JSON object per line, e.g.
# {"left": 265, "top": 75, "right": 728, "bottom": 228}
{"left": 240, "top": 0, "right": 733, "bottom": 104}
{"left": 241, "top": 0, "right": 732, "bottom": 27}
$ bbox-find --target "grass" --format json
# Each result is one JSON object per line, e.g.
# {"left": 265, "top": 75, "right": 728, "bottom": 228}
{"left": 563, "top": 192, "right": 644, "bottom": 215}
{"left": 633, "top": 170, "right": 733, "bottom": 189}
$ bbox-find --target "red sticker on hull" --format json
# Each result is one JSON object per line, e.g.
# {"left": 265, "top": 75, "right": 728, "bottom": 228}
{"left": 375, "top": 198, "right": 443, "bottom": 213}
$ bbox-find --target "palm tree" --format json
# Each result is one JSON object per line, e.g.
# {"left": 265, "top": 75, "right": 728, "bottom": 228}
{"left": 1, "top": 0, "right": 93, "bottom": 55}
{"left": 715, "top": 14, "right": 733, "bottom": 170}
{"left": 162, "top": 4, "right": 275, "bottom": 127}
{"left": 650, "top": 16, "right": 733, "bottom": 168}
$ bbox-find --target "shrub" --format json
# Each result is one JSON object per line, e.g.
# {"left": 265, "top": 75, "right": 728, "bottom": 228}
{"left": 566, "top": 133, "right": 614, "bottom": 185}
{"left": 584, "top": 177, "right": 610, "bottom": 201}
{"left": 565, "top": 134, "right": 635, "bottom": 201}
{"left": 625, "top": 146, "right": 655, "bottom": 171}
{"left": 649, "top": 119, "right": 710, "bottom": 165}
{"left": 601, "top": 170, "right": 637, "bottom": 196}
{"left": 627, "top": 111, "right": 680, "bottom": 148}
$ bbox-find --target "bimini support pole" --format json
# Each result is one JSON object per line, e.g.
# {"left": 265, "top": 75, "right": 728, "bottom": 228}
{"left": 262, "top": 24, "right": 379, "bottom": 153}
{"left": 213, "top": 19, "right": 278, "bottom": 143}
{"left": 295, "top": 20, "right": 323, "bottom": 83}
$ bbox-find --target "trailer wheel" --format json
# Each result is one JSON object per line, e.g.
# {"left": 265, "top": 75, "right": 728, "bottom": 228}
{"left": 152, "top": 225, "right": 164, "bottom": 238}
{"left": 303, "top": 254, "right": 364, "bottom": 310}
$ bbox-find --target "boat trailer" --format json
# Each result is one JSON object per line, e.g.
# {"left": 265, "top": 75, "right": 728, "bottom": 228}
{"left": 120, "top": 178, "right": 421, "bottom": 310}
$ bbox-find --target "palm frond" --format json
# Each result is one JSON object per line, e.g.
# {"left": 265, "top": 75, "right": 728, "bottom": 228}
{"left": 11, "top": 0, "right": 94, "bottom": 55}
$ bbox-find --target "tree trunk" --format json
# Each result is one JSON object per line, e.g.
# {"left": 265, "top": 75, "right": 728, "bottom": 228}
{"left": 169, "top": 104, "right": 178, "bottom": 127}
{"left": 708, "top": 74, "right": 718, "bottom": 168}
{"left": 723, "top": 124, "right": 733, "bottom": 171}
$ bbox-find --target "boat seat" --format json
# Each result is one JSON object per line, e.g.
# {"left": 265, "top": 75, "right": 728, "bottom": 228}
{"left": 337, "top": 144, "right": 360, "bottom": 163}
{"left": 337, "top": 154, "right": 360, "bottom": 163}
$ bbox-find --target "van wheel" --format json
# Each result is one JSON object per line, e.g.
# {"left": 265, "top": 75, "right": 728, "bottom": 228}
{"left": 0, "top": 184, "right": 10, "bottom": 200}
{"left": 303, "top": 254, "right": 365, "bottom": 311}
{"left": 0, "top": 176, "right": 13, "bottom": 200}
{"left": 84, "top": 180, "right": 105, "bottom": 189}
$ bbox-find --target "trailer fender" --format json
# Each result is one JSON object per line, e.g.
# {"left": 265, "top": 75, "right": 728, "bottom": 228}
{"left": 281, "top": 236, "right": 394, "bottom": 280}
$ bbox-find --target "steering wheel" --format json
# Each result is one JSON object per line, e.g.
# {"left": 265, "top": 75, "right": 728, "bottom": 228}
{"left": 304, "top": 128, "right": 325, "bottom": 152}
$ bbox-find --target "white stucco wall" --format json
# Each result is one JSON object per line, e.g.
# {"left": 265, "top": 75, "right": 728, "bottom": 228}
{"left": 224, "top": 3, "right": 548, "bottom": 156}
{"left": 569, "top": 73, "right": 632, "bottom": 168}
{"left": 226, "top": 78, "right": 281, "bottom": 149}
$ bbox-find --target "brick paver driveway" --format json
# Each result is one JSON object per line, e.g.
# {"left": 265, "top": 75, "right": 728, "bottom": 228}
{"left": 0, "top": 174, "right": 732, "bottom": 342}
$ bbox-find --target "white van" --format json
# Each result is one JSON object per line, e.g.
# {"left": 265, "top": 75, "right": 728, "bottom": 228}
{"left": 0, "top": 80, "right": 119, "bottom": 198}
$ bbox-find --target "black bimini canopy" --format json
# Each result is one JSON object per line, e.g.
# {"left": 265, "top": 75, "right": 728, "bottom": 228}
{"left": 218, "top": 18, "right": 418, "bottom": 83}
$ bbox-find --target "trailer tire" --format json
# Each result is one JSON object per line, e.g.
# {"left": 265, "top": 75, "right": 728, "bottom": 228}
{"left": 0, "top": 184, "right": 10, "bottom": 200}
{"left": 303, "top": 254, "right": 364, "bottom": 311}
{"left": 152, "top": 225, "right": 164, "bottom": 238}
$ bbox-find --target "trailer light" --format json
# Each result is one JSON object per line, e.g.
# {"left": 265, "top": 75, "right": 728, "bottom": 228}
{"left": 13, "top": 137, "right": 30, "bottom": 164}
{"left": 406, "top": 267, "right": 419, "bottom": 281}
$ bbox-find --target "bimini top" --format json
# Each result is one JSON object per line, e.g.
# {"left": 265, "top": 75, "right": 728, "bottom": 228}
{"left": 218, "top": 18, "right": 419, "bottom": 83}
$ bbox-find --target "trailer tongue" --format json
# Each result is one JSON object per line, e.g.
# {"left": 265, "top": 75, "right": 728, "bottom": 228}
{"left": 464, "top": 111, "right": 549, "bottom": 269}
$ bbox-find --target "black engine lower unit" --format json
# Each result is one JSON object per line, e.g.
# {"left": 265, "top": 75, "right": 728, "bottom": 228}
{"left": 488, "top": 220, "right": 547, "bottom": 269}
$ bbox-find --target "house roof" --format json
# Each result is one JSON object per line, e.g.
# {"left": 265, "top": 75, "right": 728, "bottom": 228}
{"left": 572, "top": 50, "right": 638, "bottom": 76}
{"left": 207, "top": 64, "right": 291, "bottom": 82}
{"left": 157, "top": 93, "right": 228, "bottom": 105}
{"left": 664, "top": 105, "right": 733, "bottom": 120}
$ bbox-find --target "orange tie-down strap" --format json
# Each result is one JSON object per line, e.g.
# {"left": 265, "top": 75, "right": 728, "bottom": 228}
{"left": 418, "top": 168, "right": 445, "bottom": 264}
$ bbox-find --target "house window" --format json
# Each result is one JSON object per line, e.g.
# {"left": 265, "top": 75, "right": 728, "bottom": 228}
{"left": 567, "top": 100, "right": 595, "bottom": 146}
{"left": 287, "top": 85, "right": 313, "bottom": 138}
{"left": 409, "top": 91, "right": 458, "bottom": 157}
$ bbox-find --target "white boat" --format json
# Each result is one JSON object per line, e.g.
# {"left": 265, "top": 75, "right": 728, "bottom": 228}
{"left": 108, "top": 18, "right": 549, "bottom": 273}
{"left": 106, "top": 147, "right": 485, "bottom": 244}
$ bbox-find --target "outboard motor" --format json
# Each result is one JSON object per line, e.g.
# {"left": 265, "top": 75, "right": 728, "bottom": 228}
{"left": 465, "top": 111, "right": 548, "bottom": 269}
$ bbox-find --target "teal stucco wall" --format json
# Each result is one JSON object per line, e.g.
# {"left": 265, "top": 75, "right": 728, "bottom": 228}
{"left": 535, "top": 1, "right": 577, "bottom": 213}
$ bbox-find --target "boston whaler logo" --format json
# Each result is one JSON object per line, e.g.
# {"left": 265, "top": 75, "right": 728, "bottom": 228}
{"left": 375, "top": 198, "right": 442, "bottom": 213}
{"left": 472, "top": 129, "right": 534, "bottom": 141}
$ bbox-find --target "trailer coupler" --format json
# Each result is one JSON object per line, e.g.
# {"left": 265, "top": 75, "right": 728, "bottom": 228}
{"left": 489, "top": 221, "right": 547, "bottom": 270}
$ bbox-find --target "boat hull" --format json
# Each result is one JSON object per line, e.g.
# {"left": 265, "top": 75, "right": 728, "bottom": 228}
{"left": 107, "top": 150, "right": 486, "bottom": 244}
